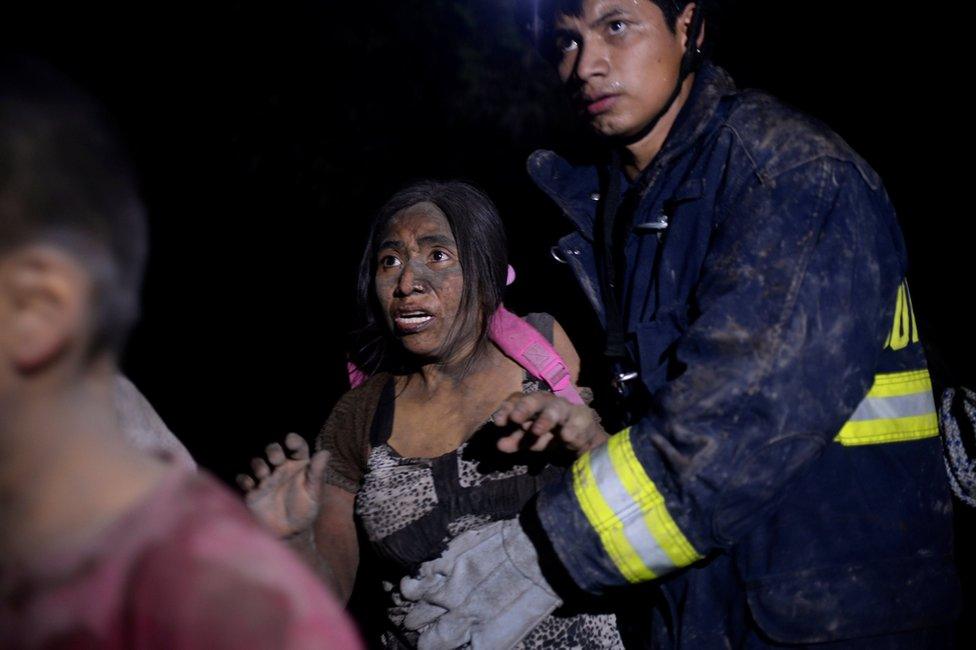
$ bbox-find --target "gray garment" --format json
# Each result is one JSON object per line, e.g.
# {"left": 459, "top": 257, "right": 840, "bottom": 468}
{"left": 401, "top": 519, "right": 562, "bottom": 650}
{"left": 113, "top": 374, "right": 195, "bottom": 470}
{"left": 941, "top": 386, "right": 976, "bottom": 507}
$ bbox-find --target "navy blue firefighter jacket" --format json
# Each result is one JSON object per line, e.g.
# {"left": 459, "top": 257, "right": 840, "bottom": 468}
{"left": 526, "top": 63, "right": 961, "bottom": 647}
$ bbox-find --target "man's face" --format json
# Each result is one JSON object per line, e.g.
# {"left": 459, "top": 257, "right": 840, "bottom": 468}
{"left": 552, "top": 0, "right": 689, "bottom": 138}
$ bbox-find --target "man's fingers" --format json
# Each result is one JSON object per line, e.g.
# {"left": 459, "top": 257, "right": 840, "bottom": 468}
{"left": 284, "top": 432, "right": 310, "bottom": 459}
{"left": 529, "top": 402, "right": 569, "bottom": 435}
{"left": 496, "top": 429, "right": 525, "bottom": 453}
{"left": 491, "top": 392, "right": 527, "bottom": 427}
{"left": 559, "top": 410, "right": 594, "bottom": 450}
{"left": 506, "top": 392, "right": 552, "bottom": 425}
{"left": 496, "top": 394, "right": 598, "bottom": 454}
{"left": 265, "top": 442, "right": 286, "bottom": 466}
{"left": 528, "top": 432, "right": 555, "bottom": 452}
{"left": 251, "top": 457, "right": 271, "bottom": 480}
{"left": 562, "top": 409, "right": 608, "bottom": 452}
{"left": 236, "top": 474, "right": 256, "bottom": 491}
{"left": 580, "top": 431, "right": 609, "bottom": 452}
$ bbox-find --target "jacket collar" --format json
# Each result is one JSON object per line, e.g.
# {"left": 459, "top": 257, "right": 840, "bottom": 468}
{"left": 528, "top": 62, "right": 737, "bottom": 240}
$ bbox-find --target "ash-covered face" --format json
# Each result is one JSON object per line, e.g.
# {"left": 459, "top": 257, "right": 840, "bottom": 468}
{"left": 373, "top": 202, "right": 469, "bottom": 360}
{"left": 552, "top": 0, "right": 691, "bottom": 138}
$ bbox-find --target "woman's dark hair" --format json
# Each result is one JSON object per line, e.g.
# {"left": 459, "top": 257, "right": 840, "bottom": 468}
{"left": 350, "top": 180, "right": 508, "bottom": 375}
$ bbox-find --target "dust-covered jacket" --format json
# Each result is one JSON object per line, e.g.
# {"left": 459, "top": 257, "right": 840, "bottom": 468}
{"left": 526, "top": 62, "right": 960, "bottom": 647}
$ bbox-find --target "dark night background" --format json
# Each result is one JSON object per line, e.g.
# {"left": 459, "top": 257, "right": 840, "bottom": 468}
{"left": 9, "top": 0, "right": 974, "bottom": 642}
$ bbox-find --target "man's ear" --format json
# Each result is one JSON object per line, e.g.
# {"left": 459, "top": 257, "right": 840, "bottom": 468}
{"left": 0, "top": 245, "right": 91, "bottom": 374}
{"left": 677, "top": 3, "right": 705, "bottom": 51}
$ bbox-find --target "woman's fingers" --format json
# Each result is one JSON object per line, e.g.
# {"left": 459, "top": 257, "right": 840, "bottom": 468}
{"left": 238, "top": 434, "right": 313, "bottom": 492}
{"left": 251, "top": 457, "right": 271, "bottom": 480}
{"left": 236, "top": 473, "right": 256, "bottom": 491}
{"left": 265, "top": 442, "right": 287, "bottom": 466}
{"left": 307, "top": 449, "right": 331, "bottom": 489}
{"left": 284, "top": 432, "right": 310, "bottom": 459}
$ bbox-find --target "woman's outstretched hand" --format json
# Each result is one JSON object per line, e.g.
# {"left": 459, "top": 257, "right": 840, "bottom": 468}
{"left": 236, "top": 432, "right": 329, "bottom": 538}
{"left": 493, "top": 392, "right": 608, "bottom": 455}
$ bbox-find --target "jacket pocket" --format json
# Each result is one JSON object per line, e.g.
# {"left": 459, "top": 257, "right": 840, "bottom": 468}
{"left": 744, "top": 557, "right": 961, "bottom": 644}
{"left": 633, "top": 306, "right": 689, "bottom": 394}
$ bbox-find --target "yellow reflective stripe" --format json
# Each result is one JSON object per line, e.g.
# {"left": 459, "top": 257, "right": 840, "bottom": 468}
{"left": 835, "top": 369, "right": 939, "bottom": 446}
{"left": 572, "top": 451, "right": 652, "bottom": 583}
{"left": 606, "top": 430, "right": 701, "bottom": 569}
{"left": 867, "top": 369, "right": 932, "bottom": 398}
{"left": 571, "top": 429, "right": 702, "bottom": 583}
{"left": 836, "top": 412, "right": 939, "bottom": 446}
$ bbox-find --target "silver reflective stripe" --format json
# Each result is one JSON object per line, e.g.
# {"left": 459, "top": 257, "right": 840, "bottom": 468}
{"left": 835, "top": 370, "right": 940, "bottom": 446}
{"left": 588, "top": 445, "right": 674, "bottom": 575}
{"left": 847, "top": 391, "right": 936, "bottom": 422}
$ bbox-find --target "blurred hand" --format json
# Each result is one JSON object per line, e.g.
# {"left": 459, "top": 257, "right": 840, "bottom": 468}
{"left": 236, "top": 432, "right": 328, "bottom": 538}
{"left": 493, "top": 392, "right": 608, "bottom": 456}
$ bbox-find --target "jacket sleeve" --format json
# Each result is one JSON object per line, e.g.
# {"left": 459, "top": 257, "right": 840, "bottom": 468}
{"left": 533, "top": 157, "right": 910, "bottom": 593}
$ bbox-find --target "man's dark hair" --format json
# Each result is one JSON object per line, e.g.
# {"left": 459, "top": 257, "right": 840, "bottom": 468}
{"left": 656, "top": 0, "right": 700, "bottom": 30}
{"left": 352, "top": 180, "right": 508, "bottom": 375}
{"left": 0, "top": 60, "right": 147, "bottom": 355}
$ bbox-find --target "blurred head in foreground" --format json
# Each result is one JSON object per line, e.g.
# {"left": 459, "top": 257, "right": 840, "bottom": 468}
{"left": 0, "top": 60, "right": 146, "bottom": 408}
{"left": 0, "top": 61, "right": 361, "bottom": 650}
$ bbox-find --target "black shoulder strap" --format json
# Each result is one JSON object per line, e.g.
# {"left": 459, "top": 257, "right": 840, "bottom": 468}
{"left": 522, "top": 312, "right": 555, "bottom": 344}
{"left": 368, "top": 375, "right": 397, "bottom": 447}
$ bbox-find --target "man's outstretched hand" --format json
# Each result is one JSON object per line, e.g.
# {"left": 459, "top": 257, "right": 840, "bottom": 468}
{"left": 236, "top": 432, "right": 328, "bottom": 539}
{"left": 493, "top": 391, "right": 608, "bottom": 455}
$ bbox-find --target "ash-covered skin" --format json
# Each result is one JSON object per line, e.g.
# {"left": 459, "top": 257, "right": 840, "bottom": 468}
{"left": 526, "top": 61, "right": 960, "bottom": 646}
{"left": 374, "top": 202, "right": 468, "bottom": 360}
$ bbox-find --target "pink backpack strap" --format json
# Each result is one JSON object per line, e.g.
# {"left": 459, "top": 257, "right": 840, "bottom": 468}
{"left": 347, "top": 359, "right": 368, "bottom": 389}
{"left": 489, "top": 305, "right": 585, "bottom": 405}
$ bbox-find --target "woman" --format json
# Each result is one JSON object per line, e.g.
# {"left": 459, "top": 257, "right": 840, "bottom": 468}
{"left": 238, "top": 181, "right": 618, "bottom": 648}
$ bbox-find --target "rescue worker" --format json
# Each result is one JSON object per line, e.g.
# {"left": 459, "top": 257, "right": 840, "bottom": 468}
{"left": 398, "top": 1, "right": 961, "bottom": 647}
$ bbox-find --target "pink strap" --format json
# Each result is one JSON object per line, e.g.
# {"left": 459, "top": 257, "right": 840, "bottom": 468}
{"left": 488, "top": 305, "right": 585, "bottom": 405}
{"left": 347, "top": 360, "right": 368, "bottom": 389}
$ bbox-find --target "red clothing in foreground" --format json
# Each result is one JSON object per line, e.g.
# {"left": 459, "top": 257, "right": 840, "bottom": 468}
{"left": 0, "top": 468, "right": 361, "bottom": 649}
